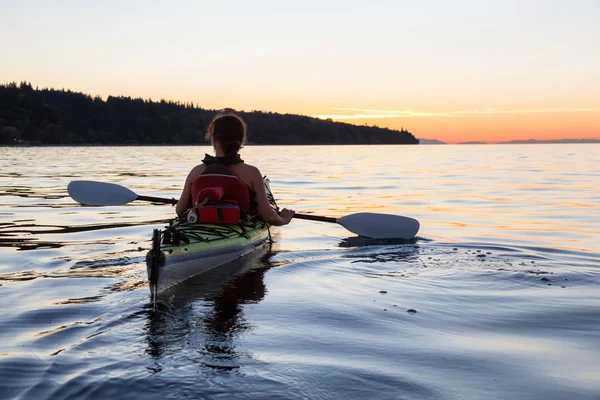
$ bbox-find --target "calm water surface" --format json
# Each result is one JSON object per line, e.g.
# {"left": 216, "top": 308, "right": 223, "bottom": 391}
{"left": 1, "top": 145, "right": 599, "bottom": 399}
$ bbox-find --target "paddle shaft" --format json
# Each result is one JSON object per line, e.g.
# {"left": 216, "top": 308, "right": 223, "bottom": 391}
{"left": 292, "top": 213, "right": 337, "bottom": 223}
{"left": 131, "top": 200, "right": 413, "bottom": 239}
{"left": 137, "top": 195, "right": 178, "bottom": 205}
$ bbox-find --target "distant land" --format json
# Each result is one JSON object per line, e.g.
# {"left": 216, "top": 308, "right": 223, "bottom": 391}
{"left": 0, "top": 82, "right": 418, "bottom": 145}
{"left": 418, "top": 138, "right": 446, "bottom": 144}
{"left": 497, "top": 138, "right": 600, "bottom": 144}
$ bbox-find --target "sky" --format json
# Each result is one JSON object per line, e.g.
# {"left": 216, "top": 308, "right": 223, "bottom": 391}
{"left": 1, "top": 0, "right": 599, "bottom": 143}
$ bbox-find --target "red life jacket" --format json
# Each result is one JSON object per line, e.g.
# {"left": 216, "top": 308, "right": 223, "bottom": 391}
{"left": 191, "top": 174, "right": 251, "bottom": 214}
{"left": 187, "top": 154, "right": 255, "bottom": 224}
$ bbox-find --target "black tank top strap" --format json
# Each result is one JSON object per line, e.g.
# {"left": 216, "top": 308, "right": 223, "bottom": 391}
{"left": 202, "top": 154, "right": 243, "bottom": 166}
{"left": 247, "top": 187, "right": 258, "bottom": 217}
{"left": 201, "top": 154, "right": 243, "bottom": 176}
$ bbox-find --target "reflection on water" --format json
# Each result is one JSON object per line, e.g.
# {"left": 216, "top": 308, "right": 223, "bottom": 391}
{"left": 0, "top": 145, "right": 599, "bottom": 399}
{"left": 146, "top": 247, "right": 272, "bottom": 370}
{"left": 338, "top": 235, "right": 422, "bottom": 248}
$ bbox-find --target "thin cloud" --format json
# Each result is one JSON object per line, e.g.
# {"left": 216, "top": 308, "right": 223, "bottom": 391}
{"left": 454, "top": 108, "right": 600, "bottom": 115}
{"left": 313, "top": 107, "right": 600, "bottom": 120}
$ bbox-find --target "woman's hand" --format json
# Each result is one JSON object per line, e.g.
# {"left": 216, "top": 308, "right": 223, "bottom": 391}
{"left": 279, "top": 208, "right": 295, "bottom": 225}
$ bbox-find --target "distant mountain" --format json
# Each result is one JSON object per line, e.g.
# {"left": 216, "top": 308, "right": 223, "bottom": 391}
{"left": 418, "top": 138, "right": 446, "bottom": 144}
{"left": 498, "top": 138, "right": 600, "bottom": 144}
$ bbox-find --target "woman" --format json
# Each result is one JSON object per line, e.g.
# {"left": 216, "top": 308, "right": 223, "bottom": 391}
{"left": 176, "top": 113, "right": 294, "bottom": 226}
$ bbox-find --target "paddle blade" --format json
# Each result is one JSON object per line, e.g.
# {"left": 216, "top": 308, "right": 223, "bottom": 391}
{"left": 68, "top": 180, "right": 138, "bottom": 206}
{"left": 337, "top": 212, "right": 420, "bottom": 239}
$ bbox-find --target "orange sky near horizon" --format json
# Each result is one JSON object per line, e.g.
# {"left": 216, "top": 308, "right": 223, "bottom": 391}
{"left": 30, "top": 79, "right": 596, "bottom": 144}
{"left": 13, "top": 78, "right": 598, "bottom": 144}
{"left": 321, "top": 110, "right": 600, "bottom": 143}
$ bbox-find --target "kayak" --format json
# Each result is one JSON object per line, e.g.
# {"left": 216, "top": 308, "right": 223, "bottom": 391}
{"left": 146, "top": 178, "right": 277, "bottom": 299}
{"left": 66, "top": 178, "right": 421, "bottom": 302}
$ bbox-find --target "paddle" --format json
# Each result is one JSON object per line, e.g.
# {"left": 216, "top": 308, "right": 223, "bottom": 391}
{"left": 67, "top": 180, "right": 420, "bottom": 239}
{"left": 292, "top": 212, "right": 419, "bottom": 240}
{"left": 68, "top": 180, "right": 177, "bottom": 206}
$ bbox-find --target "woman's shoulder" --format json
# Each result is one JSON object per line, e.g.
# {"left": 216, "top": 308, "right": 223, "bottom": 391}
{"left": 186, "top": 164, "right": 206, "bottom": 180}
{"left": 229, "top": 162, "right": 262, "bottom": 188}
{"left": 236, "top": 162, "right": 262, "bottom": 180}
{"left": 240, "top": 162, "right": 260, "bottom": 173}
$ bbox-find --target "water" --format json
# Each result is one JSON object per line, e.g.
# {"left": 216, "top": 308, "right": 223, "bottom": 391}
{"left": 1, "top": 145, "right": 599, "bottom": 400}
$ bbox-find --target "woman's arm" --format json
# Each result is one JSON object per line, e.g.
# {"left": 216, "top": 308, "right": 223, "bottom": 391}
{"left": 175, "top": 165, "right": 205, "bottom": 216}
{"left": 250, "top": 166, "right": 294, "bottom": 225}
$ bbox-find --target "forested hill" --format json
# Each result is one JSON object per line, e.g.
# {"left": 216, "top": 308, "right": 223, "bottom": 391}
{"left": 0, "top": 82, "right": 418, "bottom": 145}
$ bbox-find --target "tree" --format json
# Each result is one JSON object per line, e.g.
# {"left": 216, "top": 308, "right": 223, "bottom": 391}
{"left": 0, "top": 126, "right": 21, "bottom": 143}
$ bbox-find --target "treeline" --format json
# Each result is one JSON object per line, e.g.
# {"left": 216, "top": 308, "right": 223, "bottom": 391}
{"left": 0, "top": 82, "right": 418, "bottom": 145}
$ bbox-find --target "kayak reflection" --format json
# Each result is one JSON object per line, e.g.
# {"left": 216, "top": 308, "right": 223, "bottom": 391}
{"left": 144, "top": 245, "right": 273, "bottom": 370}
{"left": 338, "top": 235, "right": 420, "bottom": 248}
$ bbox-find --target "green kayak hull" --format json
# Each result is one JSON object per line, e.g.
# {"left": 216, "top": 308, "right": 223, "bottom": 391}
{"left": 146, "top": 220, "right": 271, "bottom": 295}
